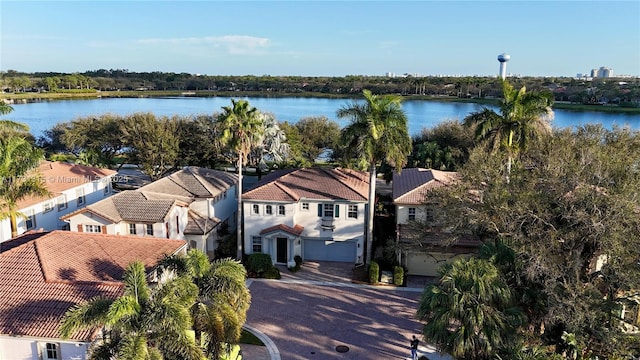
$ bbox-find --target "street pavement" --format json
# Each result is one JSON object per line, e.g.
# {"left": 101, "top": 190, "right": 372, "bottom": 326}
{"left": 244, "top": 262, "right": 452, "bottom": 360}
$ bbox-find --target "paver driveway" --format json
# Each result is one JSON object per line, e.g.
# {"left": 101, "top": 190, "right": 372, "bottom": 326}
{"left": 246, "top": 275, "right": 451, "bottom": 360}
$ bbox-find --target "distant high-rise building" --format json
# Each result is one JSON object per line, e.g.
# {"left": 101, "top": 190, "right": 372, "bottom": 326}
{"left": 591, "top": 69, "right": 598, "bottom": 78}
{"left": 597, "top": 66, "right": 613, "bottom": 78}
{"left": 497, "top": 53, "right": 510, "bottom": 80}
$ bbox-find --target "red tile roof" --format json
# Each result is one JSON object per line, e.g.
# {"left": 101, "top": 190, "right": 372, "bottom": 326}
{"left": 17, "top": 161, "right": 117, "bottom": 209}
{"left": 392, "top": 168, "right": 458, "bottom": 205}
{"left": 244, "top": 167, "right": 369, "bottom": 202}
{"left": 260, "top": 224, "right": 305, "bottom": 236}
{"left": 0, "top": 231, "right": 186, "bottom": 342}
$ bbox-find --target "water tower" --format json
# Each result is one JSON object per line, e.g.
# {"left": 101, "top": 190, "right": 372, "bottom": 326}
{"left": 497, "top": 53, "right": 510, "bottom": 80}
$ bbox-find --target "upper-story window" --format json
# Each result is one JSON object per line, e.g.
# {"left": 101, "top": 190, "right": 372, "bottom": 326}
{"left": 252, "top": 204, "right": 260, "bottom": 215}
{"left": 57, "top": 195, "right": 67, "bottom": 211}
{"left": 408, "top": 207, "right": 416, "bottom": 221}
{"left": 278, "top": 205, "right": 285, "bottom": 216}
{"left": 426, "top": 208, "right": 435, "bottom": 222}
{"left": 347, "top": 205, "right": 358, "bottom": 219}
{"left": 85, "top": 224, "right": 101, "bottom": 233}
{"left": 103, "top": 181, "right": 111, "bottom": 195}
{"left": 129, "top": 223, "right": 137, "bottom": 235}
{"left": 146, "top": 224, "right": 154, "bottom": 236}
{"left": 43, "top": 200, "right": 55, "bottom": 213}
{"left": 265, "top": 205, "right": 273, "bottom": 215}
{"left": 44, "top": 343, "right": 59, "bottom": 360}
{"left": 301, "top": 202, "right": 309, "bottom": 211}
{"left": 25, "top": 210, "right": 36, "bottom": 230}
{"left": 76, "top": 188, "right": 85, "bottom": 206}
{"left": 318, "top": 203, "right": 339, "bottom": 218}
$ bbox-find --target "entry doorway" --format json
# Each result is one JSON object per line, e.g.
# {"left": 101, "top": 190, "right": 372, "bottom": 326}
{"left": 276, "top": 237, "right": 288, "bottom": 264}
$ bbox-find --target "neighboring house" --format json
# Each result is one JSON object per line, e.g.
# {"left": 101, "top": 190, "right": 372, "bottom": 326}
{"left": 392, "top": 168, "right": 479, "bottom": 277}
{"left": 62, "top": 167, "right": 238, "bottom": 258}
{"left": 0, "top": 230, "right": 187, "bottom": 360}
{"left": 0, "top": 161, "right": 116, "bottom": 243}
{"left": 243, "top": 167, "right": 369, "bottom": 266}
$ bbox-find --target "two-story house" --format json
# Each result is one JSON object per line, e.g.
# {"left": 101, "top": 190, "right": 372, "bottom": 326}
{"left": 62, "top": 167, "right": 238, "bottom": 258}
{"left": 0, "top": 161, "right": 116, "bottom": 243}
{"left": 0, "top": 230, "right": 187, "bottom": 360}
{"left": 243, "top": 167, "right": 369, "bottom": 267}
{"left": 393, "top": 168, "right": 479, "bottom": 277}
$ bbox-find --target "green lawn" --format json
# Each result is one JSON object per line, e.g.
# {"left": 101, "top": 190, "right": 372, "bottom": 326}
{"left": 239, "top": 329, "right": 264, "bottom": 346}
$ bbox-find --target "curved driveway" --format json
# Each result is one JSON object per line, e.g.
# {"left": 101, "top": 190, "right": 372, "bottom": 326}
{"left": 245, "top": 262, "right": 451, "bottom": 360}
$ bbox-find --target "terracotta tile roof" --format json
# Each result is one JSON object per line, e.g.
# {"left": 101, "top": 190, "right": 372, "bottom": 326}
{"left": 184, "top": 211, "right": 220, "bottom": 235}
{"left": 0, "top": 231, "right": 186, "bottom": 341}
{"left": 140, "top": 167, "right": 238, "bottom": 198}
{"left": 61, "top": 190, "right": 186, "bottom": 223}
{"left": 16, "top": 161, "right": 116, "bottom": 209}
{"left": 244, "top": 167, "right": 369, "bottom": 202}
{"left": 392, "top": 168, "right": 458, "bottom": 205}
{"left": 260, "top": 224, "right": 305, "bottom": 236}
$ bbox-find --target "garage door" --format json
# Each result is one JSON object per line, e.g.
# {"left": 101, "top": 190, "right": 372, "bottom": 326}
{"left": 304, "top": 239, "right": 356, "bottom": 262}
{"left": 406, "top": 252, "right": 470, "bottom": 277}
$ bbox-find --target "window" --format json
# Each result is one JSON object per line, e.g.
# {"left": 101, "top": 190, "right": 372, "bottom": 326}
{"left": 146, "top": 224, "right": 154, "bottom": 236}
{"left": 57, "top": 195, "right": 67, "bottom": 211}
{"left": 76, "top": 188, "right": 85, "bottom": 206}
{"left": 323, "top": 204, "right": 334, "bottom": 218}
{"left": 301, "top": 202, "right": 309, "bottom": 211}
{"left": 25, "top": 210, "right": 36, "bottom": 230}
{"left": 252, "top": 204, "right": 259, "bottom": 215}
{"left": 347, "top": 205, "right": 358, "bottom": 219}
{"left": 103, "top": 181, "right": 111, "bottom": 195}
{"left": 129, "top": 223, "right": 137, "bottom": 235}
{"left": 223, "top": 191, "right": 227, "bottom": 199}
{"left": 426, "top": 208, "right": 435, "bottom": 222}
{"left": 43, "top": 200, "right": 55, "bottom": 213}
{"left": 265, "top": 205, "right": 273, "bottom": 215}
{"left": 278, "top": 205, "right": 285, "bottom": 216}
{"left": 85, "top": 224, "right": 101, "bottom": 233}
{"left": 408, "top": 208, "right": 416, "bottom": 221}
{"left": 252, "top": 236, "right": 262, "bottom": 253}
{"left": 44, "top": 343, "right": 58, "bottom": 360}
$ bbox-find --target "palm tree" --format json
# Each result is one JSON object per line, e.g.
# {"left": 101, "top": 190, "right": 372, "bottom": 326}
{"left": 417, "top": 257, "right": 522, "bottom": 360}
{"left": 463, "top": 80, "right": 553, "bottom": 180}
{"left": 0, "top": 102, "right": 30, "bottom": 134}
{"left": 59, "top": 261, "right": 203, "bottom": 360}
{"left": 218, "top": 99, "right": 264, "bottom": 260}
{"left": 160, "top": 250, "right": 251, "bottom": 359}
{"left": 337, "top": 89, "right": 412, "bottom": 264}
{"left": 0, "top": 136, "right": 49, "bottom": 238}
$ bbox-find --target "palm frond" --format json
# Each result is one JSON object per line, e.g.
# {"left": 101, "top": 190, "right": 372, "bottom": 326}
{"left": 59, "top": 297, "right": 114, "bottom": 339}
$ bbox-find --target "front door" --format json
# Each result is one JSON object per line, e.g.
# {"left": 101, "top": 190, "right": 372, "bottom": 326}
{"left": 276, "top": 237, "right": 288, "bottom": 264}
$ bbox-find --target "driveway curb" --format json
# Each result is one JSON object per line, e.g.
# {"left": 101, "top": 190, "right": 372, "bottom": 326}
{"left": 242, "top": 324, "right": 281, "bottom": 360}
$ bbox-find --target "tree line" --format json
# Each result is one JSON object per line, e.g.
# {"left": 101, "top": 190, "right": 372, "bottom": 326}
{"left": 2, "top": 69, "right": 639, "bottom": 107}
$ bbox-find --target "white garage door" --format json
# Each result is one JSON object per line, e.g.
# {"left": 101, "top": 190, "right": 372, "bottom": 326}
{"left": 304, "top": 239, "right": 356, "bottom": 262}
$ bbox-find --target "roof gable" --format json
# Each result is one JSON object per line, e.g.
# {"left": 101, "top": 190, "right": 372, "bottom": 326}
{"left": 0, "top": 231, "right": 185, "bottom": 341}
{"left": 392, "top": 168, "right": 458, "bottom": 204}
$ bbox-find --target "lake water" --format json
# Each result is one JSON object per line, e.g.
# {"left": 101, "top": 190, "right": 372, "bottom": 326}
{"left": 5, "top": 96, "right": 640, "bottom": 138}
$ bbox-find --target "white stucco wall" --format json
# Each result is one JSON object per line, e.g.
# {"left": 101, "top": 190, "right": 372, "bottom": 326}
{"left": 0, "top": 336, "right": 90, "bottom": 360}
{"left": 243, "top": 200, "right": 366, "bottom": 261}
{"left": 0, "top": 176, "right": 114, "bottom": 243}
{"left": 396, "top": 204, "right": 428, "bottom": 225}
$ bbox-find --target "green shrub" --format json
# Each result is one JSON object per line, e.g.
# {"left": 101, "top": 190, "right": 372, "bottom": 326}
{"left": 263, "top": 267, "right": 281, "bottom": 279}
{"left": 247, "top": 253, "right": 273, "bottom": 275}
{"left": 393, "top": 266, "right": 404, "bottom": 286}
{"left": 369, "top": 261, "right": 380, "bottom": 284}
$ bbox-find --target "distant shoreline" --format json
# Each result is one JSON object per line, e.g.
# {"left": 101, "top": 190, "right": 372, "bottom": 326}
{"left": 2, "top": 90, "right": 639, "bottom": 115}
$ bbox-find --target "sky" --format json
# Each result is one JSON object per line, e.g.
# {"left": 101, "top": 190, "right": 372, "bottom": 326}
{"left": 1, "top": 1, "right": 639, "bottom": 77}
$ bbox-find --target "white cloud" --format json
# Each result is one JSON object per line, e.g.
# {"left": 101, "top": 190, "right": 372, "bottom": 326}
{"left": 136, "top": 35, "right": 271, "bottom": 55}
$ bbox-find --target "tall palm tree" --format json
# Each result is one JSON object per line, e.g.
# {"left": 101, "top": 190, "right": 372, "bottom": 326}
{"left": 0, "top": 136, "right": 49, "bottom": 238}
{"left": 0, "top": 102, "right": 30, "bottom": 134}
{"left": 463, "top": 80, "right": 553, "bottom": 180}
{"left": 337, "top": 89, "right": 412, "bottom": 264}
{"left": 59, "top": 261, "right": 203, "bottom": 360}
{"left": 160, "top": 250, "right": 251, "bottom": 359}
{"left": 218, "top": 99, "right": 264, "bottom": 260}
{"left": 417, "top": 257, "right": 522, "bottom": 360}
